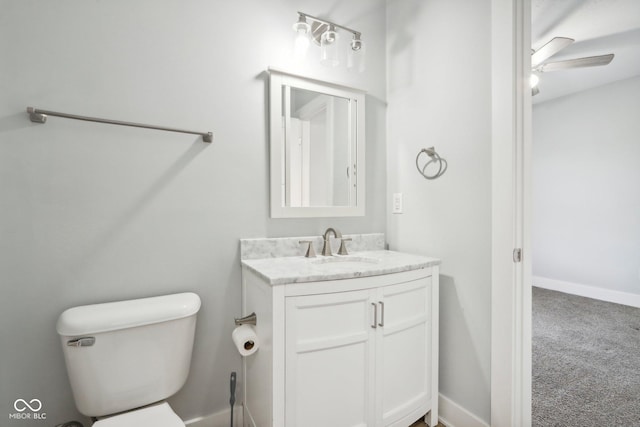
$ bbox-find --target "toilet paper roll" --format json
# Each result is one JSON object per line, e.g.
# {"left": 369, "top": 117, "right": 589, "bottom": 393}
{"left": 232, "top": 324, "right": 259, "bottom": 356}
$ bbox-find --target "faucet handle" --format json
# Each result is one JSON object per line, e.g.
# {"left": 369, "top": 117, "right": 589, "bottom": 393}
{"left": 338, "top": 238, "right": 352, "bottom": 255}
{"left": 299, "top": 240, "right": 317, "bottom": 258}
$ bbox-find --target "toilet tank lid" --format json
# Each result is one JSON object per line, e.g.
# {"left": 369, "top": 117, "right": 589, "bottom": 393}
{"left": 56, "top": 292, "right": 201, "bottom": 336}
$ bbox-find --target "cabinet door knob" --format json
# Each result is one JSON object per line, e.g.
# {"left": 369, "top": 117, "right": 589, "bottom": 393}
{"left": 378, "top": 301, "right": 384, "bottom": 327}
{"left": 371, "top": 302, "right": 377, "bottom": 329}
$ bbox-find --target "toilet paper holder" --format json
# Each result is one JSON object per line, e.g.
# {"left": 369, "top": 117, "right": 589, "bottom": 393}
{"left": 234, "top": 312, "right": 257, "bottom": 326}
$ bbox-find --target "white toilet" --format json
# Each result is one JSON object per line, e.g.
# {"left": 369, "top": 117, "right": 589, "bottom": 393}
{"left": 56, "top": 292, "right": 201, "bottom": 426}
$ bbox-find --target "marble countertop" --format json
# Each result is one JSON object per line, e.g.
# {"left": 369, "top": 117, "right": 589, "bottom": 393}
{"left": 240, "top": 233, "right": 386, "bottom": 260}
{"left": 241, "top": 250, "right": 440, "bottom": 285}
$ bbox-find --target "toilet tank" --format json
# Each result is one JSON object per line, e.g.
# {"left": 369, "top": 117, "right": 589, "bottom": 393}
{"left": 56, "top": 292, "right": 201, "bottom": 417}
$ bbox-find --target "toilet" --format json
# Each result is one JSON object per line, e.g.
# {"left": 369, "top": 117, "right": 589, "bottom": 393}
{"left": 56, "top": 292, "right": 201, "bottom": 426}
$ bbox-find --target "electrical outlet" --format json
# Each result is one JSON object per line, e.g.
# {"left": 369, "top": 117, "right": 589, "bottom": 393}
{"left": 392, "top": 193, "right": 403, "bottom": 214}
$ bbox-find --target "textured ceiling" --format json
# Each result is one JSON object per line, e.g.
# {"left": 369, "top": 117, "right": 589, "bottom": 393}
{"left": 531, "top": 0, "right": 640, "bottom": 104}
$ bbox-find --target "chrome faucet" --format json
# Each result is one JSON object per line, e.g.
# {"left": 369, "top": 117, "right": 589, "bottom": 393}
{"left": 321, "top": 227, "right": 342, "bottom": 256}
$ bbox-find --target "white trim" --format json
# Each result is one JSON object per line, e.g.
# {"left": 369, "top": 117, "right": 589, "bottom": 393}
{"left": 491, "top": 0, "right": 531, "bottom": 426}
{"left": 533, "top": 277, "right": 640, "bottom": 308}
{"left": 183, "top": 395, "right": 490, "bottom": 427}
{"left": 438, "top": 394, "right": 489, "bottom": 427}
{"left": 184, "top": 405, "right": 243, "bottom": 427}
{"left": 267, "top": 67, "right": 367, "bottom": 94}
{"left": 269, "top": 70, "right": 366, "bottom": 218}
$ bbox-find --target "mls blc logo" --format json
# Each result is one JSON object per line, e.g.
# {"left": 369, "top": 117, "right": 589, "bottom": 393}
{"left": 14, "top": 399, "right": 42, "bottom": 412}
{"left": 9, "top": 398, "right": 46, "bottom": 420}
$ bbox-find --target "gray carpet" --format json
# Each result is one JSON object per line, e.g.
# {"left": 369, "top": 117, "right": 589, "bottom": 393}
{"left": 533, "top": 287, "right": 640, "bottom": 427}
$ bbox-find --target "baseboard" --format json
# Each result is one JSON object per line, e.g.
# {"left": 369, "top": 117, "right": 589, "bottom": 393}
{"left": 438, "top": 394, "right": 489, "bottom": 427}
{"left": 185, "top": 405, "right": 243, "bottom": 427}
{"left": 184, "top": 397, "right": 488, "bottom": 427}
{"left": 533, "top": 276, "right": 640, "bottom": 308}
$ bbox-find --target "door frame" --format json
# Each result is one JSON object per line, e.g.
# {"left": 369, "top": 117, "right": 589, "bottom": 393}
{"left": 491, "top": 0, "right": 532, "bottom": 426}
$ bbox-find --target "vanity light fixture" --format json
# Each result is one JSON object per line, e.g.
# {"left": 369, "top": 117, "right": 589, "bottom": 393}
{"left": 292, "top": 12, "right": 365, "bottom": 71}
{"left": 292, "top": 14, "right": 311, "bottom": 59}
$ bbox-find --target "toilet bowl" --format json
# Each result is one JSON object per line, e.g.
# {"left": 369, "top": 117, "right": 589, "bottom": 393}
{"left": 56, "top": 293, "right": 201, "bottom": 426}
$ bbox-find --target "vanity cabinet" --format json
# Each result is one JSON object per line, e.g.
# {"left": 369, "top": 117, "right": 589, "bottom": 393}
{"left": 241, "top": 266, "right": 439, "bottom": 427}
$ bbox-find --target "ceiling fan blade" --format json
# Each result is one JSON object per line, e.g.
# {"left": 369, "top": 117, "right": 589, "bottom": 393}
{"left": 531, "top": 37, "right": 574, "bottom": 67}
{"left": 539, "top": 54, "right": 614, "bottom": 72}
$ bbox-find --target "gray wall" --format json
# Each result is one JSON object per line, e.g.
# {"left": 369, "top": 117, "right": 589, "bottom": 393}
{"left": 0, "top": 1, "right": 386, "bottom": 425}
{"left": 386, "top": 0, "right": 492, "bottom": 423}
{"left": 533, "top": 76, "right": 640, "bottom": 293}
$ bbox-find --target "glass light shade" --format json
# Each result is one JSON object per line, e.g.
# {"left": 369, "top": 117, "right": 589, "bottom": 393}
{"left": 320, "top": 28, "right": 339, "bottom": 67}
{"left": 292, "top": 16, "right": 310, "bottom": 33}
{"left": 347, "top": 37, "right": 366, "bottom": 72}
{"left": 293, "top": 30, "right": 310, "bottom": 59}
{"left": 292, "top": 16, "right": 311, "bottom": 60}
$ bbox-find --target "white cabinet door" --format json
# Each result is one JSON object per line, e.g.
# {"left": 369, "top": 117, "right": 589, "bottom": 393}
{"left": 376, "top": 278, "right": 432, "bottom": 427}
{"left": 285, "top": 289, "right": 376, "bottom": 427}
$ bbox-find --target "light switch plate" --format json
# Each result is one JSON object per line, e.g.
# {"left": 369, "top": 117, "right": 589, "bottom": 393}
{"left": 392, "top": 193, "right": 403, "bottom": 214}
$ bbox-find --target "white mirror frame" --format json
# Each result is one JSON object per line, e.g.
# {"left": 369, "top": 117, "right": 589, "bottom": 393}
{"left": 269, "top": 68, "right": 366, "bottom": 218}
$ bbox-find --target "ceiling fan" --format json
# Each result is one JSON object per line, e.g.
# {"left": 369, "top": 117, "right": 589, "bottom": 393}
{"left": 531, "top": 37, "right": 615, "bottom": 96}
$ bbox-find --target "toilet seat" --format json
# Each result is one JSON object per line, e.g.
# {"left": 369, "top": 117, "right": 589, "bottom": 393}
{"left": 93, "top": 402, "right": 184, "bottom": 427}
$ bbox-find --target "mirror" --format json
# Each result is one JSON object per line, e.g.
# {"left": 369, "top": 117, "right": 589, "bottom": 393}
{"left": 269, "top": 68, "right": 365, "bottom": 217}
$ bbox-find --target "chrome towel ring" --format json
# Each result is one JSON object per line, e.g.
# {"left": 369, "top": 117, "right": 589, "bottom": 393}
{"left": 416, "top": 147, "right": 448, "bottom": 180}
